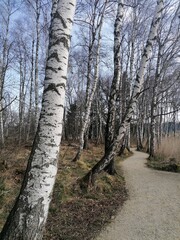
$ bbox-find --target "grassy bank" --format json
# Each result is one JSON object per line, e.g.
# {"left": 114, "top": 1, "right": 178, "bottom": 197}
{"left": 148, "top": 137, "right": 180, "bottom": 173}
{"left": 0, "top": 143, "right": 128, "bottom": 239}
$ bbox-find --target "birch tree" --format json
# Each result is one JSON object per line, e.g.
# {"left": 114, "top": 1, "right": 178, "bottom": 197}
{"left": 25, "top": 0, "right": 41, "bottom": 132}
{"left": 26, "top": 38, "right": 35, "bottom": 141}
{"left": 73, "top": 0, "right": 108, "bottom": 161}
{"left": 104, "top": 0, "right": 124, "bottom": 174}
{"left": 148, "top": 2, "right": 180, "bottom": 157}
{"left": 0, "top": 0, "right": 76, "bottom": 239}
{"left": 0, "top": 0, "right": 12, "bottom": 147}
{"left": 34, "top": 0, "right": 40, "bottom": 131}
{"left": 80, "top": 0, "right": 164, "bottom": 187}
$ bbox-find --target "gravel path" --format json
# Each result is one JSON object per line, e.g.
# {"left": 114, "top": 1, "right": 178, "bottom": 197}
{"left": 96, "top": 150, "right": 180, "bottom": 240}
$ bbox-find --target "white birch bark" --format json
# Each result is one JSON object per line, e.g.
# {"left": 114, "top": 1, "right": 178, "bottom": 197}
{"left": 149, "top": 46, "right": 161, "bottom": 158}
{"left": 115, "top": 0, "right": 164, "bottom": 149}
{"left": 0, "top": 8, "right": 10, "bottom": 147}
{"left": 104, "top": 0, "right": 124, "bottom": 173}
{"left": 81, "top": 0, "right": 164, "bottom": 186}
{"left": 18, "top": 51, "right": 27, "bottom": 145}
{"left": 26, "top": 39, "right": 35, "bottom": 142}
{"left": 34, "top": 0, "right": 40, "bottom": 131}
{"left": 73, "top": 0, "right": 108, "bottom": 161}
{"left": 105, "top": 0, "right": 124, "bottom": 151}
{"left": 0, "top": 1, "right": 76, "bottom": 239}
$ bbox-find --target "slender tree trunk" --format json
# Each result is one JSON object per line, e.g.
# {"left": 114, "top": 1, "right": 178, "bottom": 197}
{"left": 158, "top": 106, "right": 163, "bottom": 145}
{"left": 18, "top": 54, "right": 26, "bottom": 145}
{"left": 149, "top": 45, "right": 161, "bottom": 158}
{"left": 81, "top": 0, "right": 164, "bottom": 188}
{"left": 0, "top": 110, "right": 4, "bottom": 147}
{"left": 104, "top": 0, "right": 124, "bottom": 173}
{"left": 34, "top": 0, "right": 40, "bottom": 132}
{"left": 0, "top": 1, "right": 76, "bottom": 239}
{"left": 26, "top": 39, "right": 35, "bottom": 142}
{"left": 73, "top": 1, "right": 107, "bottom": 161}
{"left": 0, "top": 10, "right": 10, "bottom": 147}
{"left": 136, "top": 121, "right": 143, "bottom": 151}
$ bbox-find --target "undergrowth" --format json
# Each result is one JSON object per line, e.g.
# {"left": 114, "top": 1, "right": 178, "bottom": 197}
{"left": 148, "top": 137, "right": 180, "bottom": 173}
{"left": 0, "top": 143, "right": 128, "bottom": 239}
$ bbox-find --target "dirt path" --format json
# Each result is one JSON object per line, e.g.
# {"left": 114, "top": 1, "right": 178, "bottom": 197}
{"left": 96, "top": 150, "right": 180, "bottom": 240}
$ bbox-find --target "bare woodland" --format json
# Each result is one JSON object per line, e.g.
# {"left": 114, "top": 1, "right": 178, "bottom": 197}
{"left": 0, "top": 0, "right": 179, "bottom": 239}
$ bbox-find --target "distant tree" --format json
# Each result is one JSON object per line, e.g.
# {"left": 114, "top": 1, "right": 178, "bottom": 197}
{"left": 104, "top": 0, "right": 124, "bottom": 174}
{"left": 80, "top": 0, "right": 164, "bottom": 188}
{"left": 0, "top": 0, "right": 13, "bottom": 147}
{"left": 73, "top": 0, "right": 108, "bottom": 161}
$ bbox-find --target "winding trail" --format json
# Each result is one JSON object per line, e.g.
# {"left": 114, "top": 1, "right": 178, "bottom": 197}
{"left": 96, "top": 150, "right": 180, "bottom": 240}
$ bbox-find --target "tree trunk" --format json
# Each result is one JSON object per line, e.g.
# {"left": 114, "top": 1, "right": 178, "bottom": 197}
{"left": 104, "top": 0, "right": 124, "bottom": 173}
{"left": 18, "top": 53, "right": 26, "bottom": 145}
{"left": 26, "top": 39, "right": 35, "bottom": 142}
{"left": 81, "top": 0, "right": 164, "bottom": 187}
{"left": 149, "top": 45, "right": 161, "bottom": 158}
{"left": 34, "top": 0, "right": 40, "bottom": 132}
{"left": 0, "top": 110, "right": 4, "bottom": 147}
{"left": 0, "top": 1, "right": 76, "bottom": 239}
{"left": 0, "top": 8, "right": 10, "bottom": 147}
{"left": 73, "top": 1, "right": 107, "bottom": 161}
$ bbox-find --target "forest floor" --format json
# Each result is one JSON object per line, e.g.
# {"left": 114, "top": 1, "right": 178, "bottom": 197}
{"left": 96, "top": 149, "right": 180, "bottom": 240}
{"left": 0, "top": 142, "right": 129, "bottom": 239}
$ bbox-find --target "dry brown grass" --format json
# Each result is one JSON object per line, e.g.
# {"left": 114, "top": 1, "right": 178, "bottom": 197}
{"left": 147, "top": 136, "right": 180, "bottom": 173}
{"left": 0, "top": 142, "right": 128, "bottom": 239}
{"left": 156, "top": 136, "right": 180, "bottom": 164}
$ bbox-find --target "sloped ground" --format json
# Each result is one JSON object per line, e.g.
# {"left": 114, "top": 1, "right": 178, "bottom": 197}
{"left": 96, "top": 150, "right": 180, "bottom": 240}
{"left": 0, "top": 143, "right": 128, "bottom": 239}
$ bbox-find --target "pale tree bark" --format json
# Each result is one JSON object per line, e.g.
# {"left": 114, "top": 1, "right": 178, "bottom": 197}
{"left": 73, "top": 0, "right": 108, "bottom": 162}
{"left": 104, "top": 0, "right": 124, "bottom": 174}
{"left": 81, "top": 0, "right": 164, "bottom": 188}
{"left": 0, "top": 0, "right": 76, "bottom": 239}
{"left": 0, "top": 1, "right": 11, "bottom": 147}
{"left": 18, "top": 42, "right": 28, "bottom": 145}
{"left": 18, "top": 54, "right": 25, "bottom": 145}
{"left": 34, "top": 0, "right": 41, "bottom": 132}
{"left": 125, "top": 2, "right": 138, "bottom": 152}
{"left": 26, "top": 39, "right": 35, "bottom": 142}
{"left": 149, "top": 3, "right": 180, "bottom": 157}
{"left": 149, "top": 46, "right": 161, "bottom": 158}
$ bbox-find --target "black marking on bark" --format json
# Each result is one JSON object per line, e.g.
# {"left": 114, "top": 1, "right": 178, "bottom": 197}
{"left": 55, "top": 104, "right": 64, "bottom": 108}
{"left": 54, "top": 12, "right": 67, "bottom": 29}
{"left": 45, "top": 77, "right": 52, "bottom": 81}
{"left": 57, "top": 83, "right": 66, "bottom": 88}
{"left": 46, "top": 113, "right": 54, "bottom": 116}
{"left": 44, "top": 83, "right": 61, "bottom": 96}
{"left": 69, "top": 2, "right": 74, "bottom": 6}
{"left": 136, "top": 75, "right": 140, "bottom": 84}
{"left": 51, "top": 37, "right": 69, "bottom": 49}
{"left": 152, "top": 36, "right": 157, "bottom": 41}
{"left": 47, "top": 52, "right": 60, "bottom": 62}
{"left": 45, "top": 122, "right": 55, "bottom": 127}
{"left": 32, "top": 165, "right": 41, "bottom": 169}
{"left": 67, "top": 18, "right": 73, "bottom": 23}
{"left": 46, "top": 66, "right": 57, "bottom": 73}
{"left": 45, "top": 143, "right": 57, "bottom": 147}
